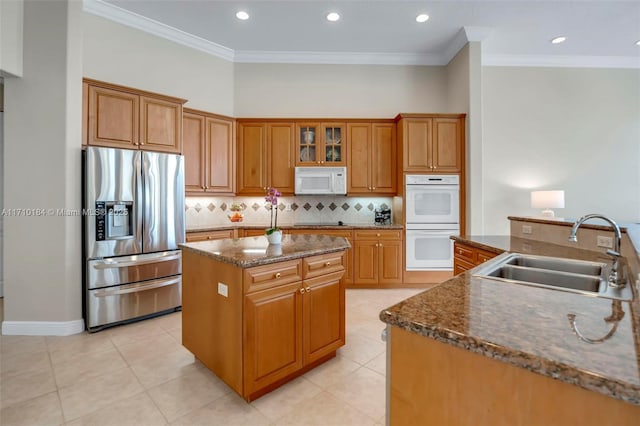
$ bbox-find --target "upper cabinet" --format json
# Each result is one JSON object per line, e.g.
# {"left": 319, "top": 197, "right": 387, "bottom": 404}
{"left": 347, "top": 122, "right": 396, "bottom": 195}
{"left": 237, "top": 120, "right": 295, "bottom": 195}
{"left": 396, "top": 114, "right": 465, "bottom": 173}
{"left": 296, "top": 122, "right": 346, "bottom": 166}
{"left": 84, "top": 78, "right": 186, "bottom": 154}
{"left": 183, "top": 108, "right": 235, "bottom": 195}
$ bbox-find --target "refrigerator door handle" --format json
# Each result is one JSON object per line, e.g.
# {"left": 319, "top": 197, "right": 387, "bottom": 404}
{"left": 93, "top": 253, "right": 181, "bottom": 269}
{"left": 93, "top": 276, "right": 181, "bottom": 297}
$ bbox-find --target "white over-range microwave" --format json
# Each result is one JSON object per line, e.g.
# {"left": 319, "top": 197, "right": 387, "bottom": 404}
{"left": 294, "top": 167, "right": 347, "bottom": 195}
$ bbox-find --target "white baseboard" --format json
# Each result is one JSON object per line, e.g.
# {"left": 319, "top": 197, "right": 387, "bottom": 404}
{"left": 1, "top": 319, "right": 85, "bottom": 336}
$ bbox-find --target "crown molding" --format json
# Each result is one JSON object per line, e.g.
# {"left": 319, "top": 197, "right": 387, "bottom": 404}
{"left": 233, "top": 50, "right": 446, "bottom": 66}
{"left": 442, "top": 26, "right": 493, "bottom": 65}
{"left": 484, "top": 54, "right": 640, "bottom": 69}
{"left": 83, "top": 0, "right": 234, "bottom": 61}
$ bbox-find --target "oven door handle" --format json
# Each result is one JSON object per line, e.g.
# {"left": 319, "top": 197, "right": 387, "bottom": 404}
{"left": 93, "top": 277, "right": 181, "bottom": 297}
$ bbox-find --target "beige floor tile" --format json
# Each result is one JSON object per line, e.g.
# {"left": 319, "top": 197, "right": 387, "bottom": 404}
{"left": 172, "top": 392, "right": 270, "bottom": 426}
{"left": 337, "top": 332, "right": 385, "bottom": 366}
{"left": 274, "top": 391, "right": 376, "bottom": 425}
{"left": 147, "top": 369, "right": 231, "bottom": 422}
{"left": 0, "top": 350, "right": 51, "bottom": 381}
{"left": 149, "top": 311, "right": 182, "bottom": 331}
{"left": 0, "top": 368, "right": 57, "bottom": 409}
{"left": 65, "top": 391, "right": 167, "bottom": 426}
{"left": 326, "top": 367, "right": 386, "bottom": 420}
{"left": 351, "top": 321, "right": 387, "bottom": 343}
{"left": 58, "top": 367, "right": 144, "bottom": 421}
{"left": 166, "top": 327, "right": 182, "bottom": 344}
{"left": 130, "top": 346, "right": 202, "bottom": 389}
{"left": 363, "top": 351, "right": 386, "bottom": 376}
{"left": 251, "top": 376, "right": 322, "bottom": 421}
{"left": 302, "top": 355, "right": 360, "bottom": 389}
{"left": 116, "top": 332, "right": 181, "bottom": 365}
{"left": 47, "top": 332, "right": 115, "bottom": 366}
{"left": 53, "top": 348, "right": 127, "bottom": 389}
{"left": 0, "top": 391, "right": 64, "bottom": 426}
{"left": 0, "top": 335, "right": 47, "bottom": 357}
{"left": 107, "top": 320, "right": 167, "bottom": 347}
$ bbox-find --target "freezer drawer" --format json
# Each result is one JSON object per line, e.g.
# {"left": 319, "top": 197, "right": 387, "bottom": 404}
{"left": 87, "top": 275, "right": 181, "bottom": 330}
{"left": 87, "top": 250, "right": 181, "bottom": 290}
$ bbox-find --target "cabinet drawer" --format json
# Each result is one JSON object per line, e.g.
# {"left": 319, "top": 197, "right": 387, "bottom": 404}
{"left": 354, "top": 230, "right": 402, "bottom": 240}
{"left": 303, "top": 252, "right": 345, "bottom": 279}
{"left": 453, "top": 258, "right": 475, "bottom": 275}
{"left": 476, "top": 249, "right": 497, "bottom": 265}
{"left": 453, "top": 243, "right": 475, "bottom": 262}
{"left": 186, "top": 230, "right": 234, "bottom": 242}
{"left": 244, "top": 260, "right": 302, "bottom": 294}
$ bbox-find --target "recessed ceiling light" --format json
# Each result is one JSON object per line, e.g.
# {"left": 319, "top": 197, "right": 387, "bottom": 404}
{"left": 551, "top": 36, "right": 567, "bottom": 44}
{"left": 636, "top": 40, "right": 640, "bottom": 46}
{"left": 416, "top": 14, "right": 429, "bottom": 23}
{"left": 236, "top": 11, "right": 249, "bottom": 20}
{"left": 326, "top": 12, "right": 340, "bottom": 22}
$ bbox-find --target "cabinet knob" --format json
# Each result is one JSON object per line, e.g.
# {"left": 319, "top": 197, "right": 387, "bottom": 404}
{"left": 368, "top": 187, "right": 371, "bottom": 190}
{"left": 305, "top": 287, "right": 311, "bottom": 292}
{"left": 201, "top": 185, "right": 205, "bottom": 189}
{"left": 207, "top": 236, "right": 213, "bottom": 240}
{"left": 379, "top": 243, "right": 383, "bottom": 247}
{"left": 376, "top": 233, "right": 380, "bottom": 237}
{"left": 325, "top": 261, "right": 331, "bottom": 266}
{"left": 300, "top": 288, "right": 305, "bottom": 294}
{"left": 275, "top": 272, "right": 281, "bottom": 279}
{"left": 372, "top": 187, "right": 376, "bottom": 190}
{"left": 140, "top": 141, "right": 145, "bottom": 145}
{"left": 321, "top": 160, "right": 324, "bottom": 164}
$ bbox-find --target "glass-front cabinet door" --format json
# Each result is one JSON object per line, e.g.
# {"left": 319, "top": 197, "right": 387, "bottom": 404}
{"left": 296, "top": 122, "right": 346, "bottom": 166}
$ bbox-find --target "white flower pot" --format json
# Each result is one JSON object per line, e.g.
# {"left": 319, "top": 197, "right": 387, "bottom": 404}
{"left": 266, "top": 230, "right": 282, "bottom": 245}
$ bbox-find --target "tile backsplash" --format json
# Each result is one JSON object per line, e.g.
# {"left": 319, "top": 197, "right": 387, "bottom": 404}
{"left": 186, "top": 196, "right": 397, "bottom": 228}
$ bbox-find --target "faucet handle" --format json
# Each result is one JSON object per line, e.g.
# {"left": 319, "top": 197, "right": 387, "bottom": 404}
{"left": 606, "top": 249, "right": 621, "bottom": 258}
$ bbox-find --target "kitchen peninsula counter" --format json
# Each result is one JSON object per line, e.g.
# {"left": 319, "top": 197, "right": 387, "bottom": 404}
{"left": 381, "top": 235, "right": 640, "bottom": 424}
{"left": 180, "top": 234, "right": 349, "bottom": 402}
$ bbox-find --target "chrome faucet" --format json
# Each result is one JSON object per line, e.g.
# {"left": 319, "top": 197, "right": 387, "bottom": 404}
{"left": 568, "top": 214, "right": 624, "bottom": 286}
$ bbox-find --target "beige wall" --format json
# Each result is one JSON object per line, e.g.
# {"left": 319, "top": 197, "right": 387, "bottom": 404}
{"left": 82, "top": 13, "right": 235, "bottom": 115}
{"left": 482, "top": 67, "right": 640, "bottom": 235}
{"left": 233, "top": 63, "right": 447, "bottom": 117}
{"left": 4, "top": 0, "right": 82, "bottom": 326}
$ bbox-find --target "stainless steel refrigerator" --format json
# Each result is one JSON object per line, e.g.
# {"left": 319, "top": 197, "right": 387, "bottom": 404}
{"left": 83, "top": 147, "right": 185, "bottom": 331}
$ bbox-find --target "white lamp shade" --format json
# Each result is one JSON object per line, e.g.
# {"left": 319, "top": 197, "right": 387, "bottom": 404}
{"left": 531, "top": 190, "right": 565, "bottom": 209}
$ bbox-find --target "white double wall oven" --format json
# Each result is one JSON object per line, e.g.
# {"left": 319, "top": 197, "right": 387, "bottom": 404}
{"left": 405, "top": 175, "right": 460, "bottom": 270}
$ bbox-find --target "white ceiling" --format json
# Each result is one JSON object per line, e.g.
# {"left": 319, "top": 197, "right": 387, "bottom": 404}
{"left": 88, "top": 0, "right": 640, "bottom": 68}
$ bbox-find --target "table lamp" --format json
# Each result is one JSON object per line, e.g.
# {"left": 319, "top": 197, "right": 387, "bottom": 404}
{"left": 531, "top": 190, "right": 564, "bottom": 218}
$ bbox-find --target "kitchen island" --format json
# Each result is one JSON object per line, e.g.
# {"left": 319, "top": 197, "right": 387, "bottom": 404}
{"left": 381, "top": 235, "right": 640, "bottom": 425}
{"left": 180, "top": 234, "right": 350, "bottom": 401}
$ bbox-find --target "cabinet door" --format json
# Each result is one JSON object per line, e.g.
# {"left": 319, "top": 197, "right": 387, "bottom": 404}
{"left": 296, "top": 123, "right": 320, "bottom": 165}
{"left": 244, "top": 282, "right": 303, "bottom": 396}
{"left": 354, "top": 240, "right": 379, "bottom": 286}
{"left": 88, "top": 85, "right": 139, "bottom": 149}
{"left": 303, "top": 272, "right": 345, "bottom": 364}
{"left": 82, "top": 82, "right": 88, "bottom": 146}
{"left": 432, "top": 118, "right": 461, "bottom": 173}
{"left": 402, "top": 118, "right": 432, "bottom": 171}
{"left": 268, "top": 123, "right": 295, "bottom": 194}
{"left": 237, "top": 122, "right": 267, "bottom": 194}
{"left": 378, "top": 240, "right": 403, "bottom": 284}
{"left": 139, "top": 96, "right": 182, "bottom": 153}
{"left": 347, "top": 123, "right": 371, "bottom": 193}
{"left": 322, "top": 123, "right": 346, "bottom": 166}
{"left": 371, "top": 123, "right": 396, "bottom": 194}
{"left": 183, "top": 112, "right": 206, "bottom": 193}
{"left": 207, "top": 116, "right": 235, "bottom": 193}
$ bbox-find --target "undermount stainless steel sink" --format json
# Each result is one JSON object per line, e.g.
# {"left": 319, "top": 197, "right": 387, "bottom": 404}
{"left": 473, "top": 253, "right": 632, "bottom": 301}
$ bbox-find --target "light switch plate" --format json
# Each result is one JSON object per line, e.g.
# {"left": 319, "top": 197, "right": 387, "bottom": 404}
{"left": 218, "top": 282, "right": 228, "bottom": 297}
{"left": 596, "top": 236, "right": 613, "bottom": 249}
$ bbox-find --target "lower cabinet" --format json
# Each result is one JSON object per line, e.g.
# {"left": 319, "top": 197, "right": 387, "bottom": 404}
{"left": 354, "top": 230, "right": 403, "bottom": 286}
{"left": 289, "top": 229, "right": 354, "bottom": 286}
{"left": 453, "top": 242, "right": 501, "bottom": 275}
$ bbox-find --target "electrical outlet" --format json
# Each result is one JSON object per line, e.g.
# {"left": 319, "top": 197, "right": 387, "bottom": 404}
{"left": 522, "top": 225, "right": 532, "bottom": 235}
{"left": 217, "top": 282, "right": 228, "bottom": 297}
{"left": 596, "top": 236, "right": 613, "bottom": 249}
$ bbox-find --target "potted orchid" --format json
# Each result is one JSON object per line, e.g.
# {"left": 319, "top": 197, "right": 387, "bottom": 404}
{"left": 265, "top": 187, "right": 282, "bottom": 244}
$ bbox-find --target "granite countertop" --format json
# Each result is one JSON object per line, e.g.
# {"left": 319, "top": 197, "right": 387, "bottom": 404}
{"left": 381, "top": 235, "right": 640, "bottom": 405}
{"left": 180, "top": 234, "right": 351, "bottom": 268}
{"left": 186, "top": 223, "right": 403, "bottom": 233}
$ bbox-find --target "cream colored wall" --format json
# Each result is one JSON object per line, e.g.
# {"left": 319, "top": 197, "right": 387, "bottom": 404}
{"left": 0, "top": 0, "right": 23, "bottom": 77}
{"left": 3, "top": 0, "right": 82, "bottom": 324}
{"left": 82, "top": 13, "right": 234, "bottom": 115}
{"left": 482, "top": 67, "right": 640, "bottom": 235}
{"left": 233, "top": 63, "right": 447, "bottom": 117}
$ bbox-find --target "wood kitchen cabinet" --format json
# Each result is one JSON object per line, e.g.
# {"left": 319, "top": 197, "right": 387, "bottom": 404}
{"left": 185, "top": 229, "right": 235, "bottom": 242}
{"left": 183, "top": 108, "right": 235, "bottom": 195}
{"left": 85, "top": 78, "right": 186, "bottom": 154}
{"left": 354, "top": 229, "right": 403, "bottom": 286}
{"left": 347, "top": 122, "right": 396, "bottom": 194}
{"left": 237, "top": 121, "right": 295, "bottom": 195}
{"left": 453, "top": 241, "right": 500, "bottom": 275}
{"left": 296, "top": 122, "right": 346, "bottom": 166}
{"left": 396, "top": 114, "right": 465, "bottom": 173}
{"left": 289, "top": 229, "right": 354, "bottom": 286}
